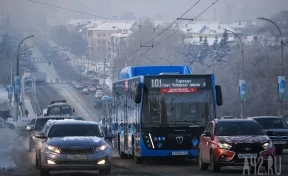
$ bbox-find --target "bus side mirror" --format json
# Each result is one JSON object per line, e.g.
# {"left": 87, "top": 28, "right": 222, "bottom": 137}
{"left": 73, "top": 109, "right": 75, "bottom": 112}
{"left": 135, "top": 83, "right": 142, "bottom": 104}
{"left": 215, "top": 85, "right": 223, "bottom": 106}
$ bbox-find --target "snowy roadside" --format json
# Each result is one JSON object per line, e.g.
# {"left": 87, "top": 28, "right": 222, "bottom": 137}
{"left": 0, "top": 127, "right": 17, "bottom": 171}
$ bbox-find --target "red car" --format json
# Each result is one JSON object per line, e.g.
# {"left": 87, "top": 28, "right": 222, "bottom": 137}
{"left": 198, "top": 119, "right": 276, "bottom": 173}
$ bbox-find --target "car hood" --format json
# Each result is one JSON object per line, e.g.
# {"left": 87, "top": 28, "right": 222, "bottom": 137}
{"left": 216, "top": 136, "right": 270, "bottom": 144}
{"left": 47, "top": 136, "right": 106, "bottom": 147}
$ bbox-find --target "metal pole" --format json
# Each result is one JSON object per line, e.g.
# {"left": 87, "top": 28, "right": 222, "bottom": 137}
{"left": 225, "top": 29, "right": 244, "bottom": 118}
{"left": 103, "top": 59, "right": 106, "bottom": 85}
{"left": 15, "top": 35, "right": 34, "bottom": 121}
{"left": 258, "top": 17, "right": 284, "bottom": 116}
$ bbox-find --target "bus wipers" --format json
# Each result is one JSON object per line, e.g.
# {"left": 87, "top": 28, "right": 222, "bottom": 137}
{"left": 169, "top": 120, "right": 205, "bottom": 129}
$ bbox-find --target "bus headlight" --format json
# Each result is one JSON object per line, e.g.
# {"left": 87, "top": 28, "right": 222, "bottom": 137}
{"left": 142, "top": 133, "right": 154, "bottom": 149}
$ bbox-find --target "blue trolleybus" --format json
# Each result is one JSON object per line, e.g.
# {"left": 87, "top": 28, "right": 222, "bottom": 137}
{"left": 112, "top": 65, "right": 223, "bottom": 164}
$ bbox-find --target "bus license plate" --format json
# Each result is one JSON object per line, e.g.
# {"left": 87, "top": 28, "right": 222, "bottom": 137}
{"left": 238, "top": 153, "right": 257, "bottom": 159}
{"left": 67, "top": 154, "right": 88, "bottom": 160}
{"left": 172, "top": 151, "right": 188, "bottom": 156}
{"left": 273, "top": 141, "right": 286, "bottom": 144}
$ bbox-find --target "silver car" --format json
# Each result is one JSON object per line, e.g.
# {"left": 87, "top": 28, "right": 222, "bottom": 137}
{"left": 36, "top": 120, "right": 113, "bottom": 176}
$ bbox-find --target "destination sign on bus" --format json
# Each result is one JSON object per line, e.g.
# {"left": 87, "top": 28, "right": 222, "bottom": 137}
{"left": 150, "top": 78, "right": 207, "bottom": 88}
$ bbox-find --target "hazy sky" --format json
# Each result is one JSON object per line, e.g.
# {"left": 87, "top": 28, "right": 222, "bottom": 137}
{"left": 1, "top": 0, "right": 288, "bottom": 25}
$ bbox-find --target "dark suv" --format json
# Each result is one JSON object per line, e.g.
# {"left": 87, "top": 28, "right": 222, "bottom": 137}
{"left": 198, "top": 119, "right": 276, "bottom": 173}
{"left": 249, "top": 116, "right": 288, "bottom": 154}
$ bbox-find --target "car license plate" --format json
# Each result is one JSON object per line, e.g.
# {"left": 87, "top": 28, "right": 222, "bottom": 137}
{"left": 172, "top": 151, "right": 188, "bottom": 156}
{"left": 67, "top": 155, "right": 88, "bottom": 160}
{"left": 272, "top": 141, "right": 287, "bottom": 144}
{"left": 238, "top": 153, "right": 257, "bottom": 159}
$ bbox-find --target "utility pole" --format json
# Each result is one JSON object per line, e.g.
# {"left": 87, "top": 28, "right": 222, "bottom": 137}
{"left": 258, "top": 17, "right": 284, "bottom": 117}
{"left": 15, "top": 35, "right": 34, "bottom": 121}
{"left": 225, "top": 29, "right": 245, "bottom": 119}
{"left": 103, "top": 59, "right": 106, "bottom": 85}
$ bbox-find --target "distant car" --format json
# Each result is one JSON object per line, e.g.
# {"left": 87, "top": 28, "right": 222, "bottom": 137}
{"left": 198, "top": 119, "right": 276, "bottom": 173}
{"left": 249, "top": 116, "right": 288, "bottom": 154}
{"left": 64, "top": 57, "right": 71, "bottom": 61}
{"left": 37, "top": 120, "right": 113, "bottom": 176}
{"left": 89, "top": 86, "right": 97, "bottom": 92}
{"left": 73, "top": 117, "right": 85, "bottom": 121}
{"left": 81, "top": 88, "right": 89, "bottom": 94}
{"left": 95, "top": 90, "right": 103, "bottom": 99}
{"left": 75, "top": 83, "right": 84, "bottom": 89}
{"left": 96, "top": 85, "right": 103, "bottom": 90}
{"left": 102, "top": 96, "right": 109, "bottom": 100}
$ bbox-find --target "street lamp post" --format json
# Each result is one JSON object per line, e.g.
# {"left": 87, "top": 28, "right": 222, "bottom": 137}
{"left": 224, "top": 29, "right": 245, "bottom": 119}
{"left": 15, "top": 35, "right": 34, "bottom": 121}
{"left": 258, "top": 17, "right": 284, "bottom": 116}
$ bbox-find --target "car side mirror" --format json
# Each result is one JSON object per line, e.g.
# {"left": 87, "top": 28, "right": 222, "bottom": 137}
{"left": 202, "top": 131, "right": 211, "bottom": 137}
{"left": 134, "top": 83, "right": 142, "bottom": 104}
{"left": 26, "top": 125, "right": 33, "bottom": 131}
{"left": 105, "top": 134, "right": 116, "bottom": 140}
{"left": 266, "top": 131, "right": 274, "bottom": 136}
{"left": 215, "top": 85, "right": 223, "bottom": 106}
{"left": 34, "top": 132, "right": 45, "bottom": 138}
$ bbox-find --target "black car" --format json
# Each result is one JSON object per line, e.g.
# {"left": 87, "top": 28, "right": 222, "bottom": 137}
{"left": 26, "top": 117, "right": 73, "bottom": 153}
{"left": 250, "top": 116, "right": 288, "bottom": 154}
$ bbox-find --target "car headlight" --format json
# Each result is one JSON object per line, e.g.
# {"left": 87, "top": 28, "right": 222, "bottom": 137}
{"left": 95, "top": 144, "right": 108, "bottom": 152}
{"left": 218, "top": 142, "right": 232, "bottom": 150}
{"left": 262, "top": 141, "right": 273, "bottom": 150}
{"left": 46, "top": 145, "right": 60, "bottom": 154}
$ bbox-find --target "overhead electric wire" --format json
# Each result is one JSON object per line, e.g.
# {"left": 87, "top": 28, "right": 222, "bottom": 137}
{"left": 123, "top": 0, "right": 201, "bottom": 60}
{"left": 27, "top": 0, "right": 177, "bottom": 31}
{"left": 125, "top": 0, "right": 219, "bottom": 63}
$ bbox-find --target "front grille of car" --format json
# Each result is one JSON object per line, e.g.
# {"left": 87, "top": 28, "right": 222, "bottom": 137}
{"left": 230, "top": 143, "right": 263, "bottom": 153}
{"left": 57, "top": 161, "right": 95, "bottom": 165}
{"left": 60, "top": 147, "right": 94, "bottom": 154}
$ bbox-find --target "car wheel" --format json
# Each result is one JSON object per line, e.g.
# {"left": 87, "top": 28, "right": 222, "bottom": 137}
{"left": 40, "top": 169, "right": 50, "bottom": 176}
{"left": 99, "top": 168, "right": 111, "bottom": 176}
{"left": 199, "top": 153, "right": 208, "bottom": 170}
{"left": 210, "top": 151, "right": 221, "bottom": 173}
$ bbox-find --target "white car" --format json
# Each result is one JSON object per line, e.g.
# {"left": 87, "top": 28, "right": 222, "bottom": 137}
{"left": 76, "top": 83, "right": 83, "bottom": 89}
{"left": 95, "top": 91, "right": 103, "bottom": 99}
{"left": 81, "top": 88, "right": 89, "bottom": 94}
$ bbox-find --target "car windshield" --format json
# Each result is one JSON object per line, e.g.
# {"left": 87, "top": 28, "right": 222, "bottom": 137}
{"left": 34, "top": 118, "right": 66, "bottom": 131}
{"left": 48, "top": 124, "right": 104, "bottom": 137}
{"left": 49, "top": 106, "right": 73, "bottom": 116}
{"left": 253, "top": 118, "right": 288, "bottom": 129}
{"left": 215, "top": 121, "right": 264, "bottom": 136}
